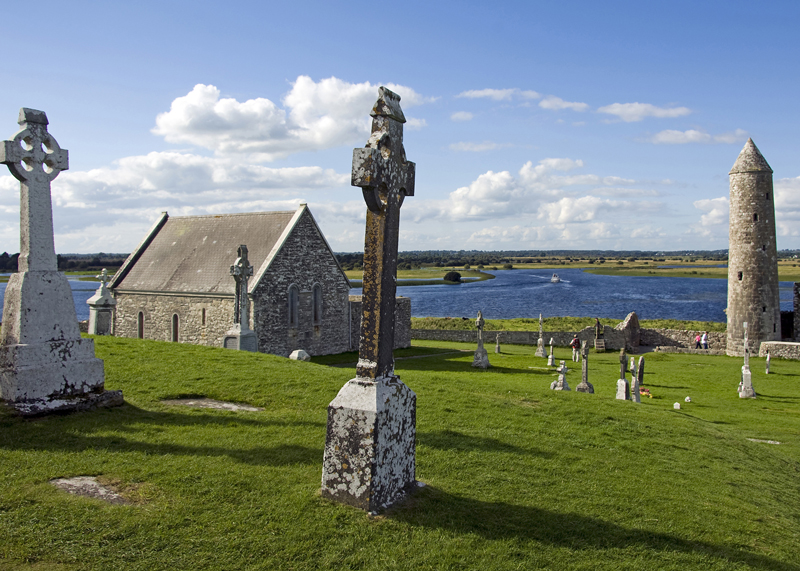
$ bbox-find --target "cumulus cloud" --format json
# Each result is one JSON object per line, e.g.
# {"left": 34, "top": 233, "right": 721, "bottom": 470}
{"left": 450, "top": 111, "right": 474, "bottom": 122}
{"left": 449, "top": 141, "right": 505, "bottom": 152}
{"left": 456, "top": 88, "right": 541, "bottom": 101}
{"left": 650, "top": 128, "right": 748, "bottom": 144}
{"left": 598, "top": 102, "right": 691, "bottom": 122}
{"left": 693, "top": 197, "right": 729, "bottom": 227}
{"left": 153, "top": 77, "right": 432, "bottom": 161}
{"left": 538, "top": 96, "right": 589, "bottom": 112}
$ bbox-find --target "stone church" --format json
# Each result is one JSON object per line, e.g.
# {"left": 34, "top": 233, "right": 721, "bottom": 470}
{"left": 110, "top": 204, "right": 410, "bottom": 356}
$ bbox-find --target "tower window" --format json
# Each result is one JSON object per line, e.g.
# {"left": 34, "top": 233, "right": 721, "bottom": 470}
{"left": 763, "top": 306, "right": 766, "bottom": 312}
{"left": 753, "top": 213, "right": 758, "bottom": 222}
{"left": 738, "top": 271, "right": 743, "bottom": 281}
{"left": 762, "top": 245, "right": 766, "bottom": 251}
{"left": 766, "top": 192, "right": 770, "bottom": 200}
{"left": 774, "top": 323, "right": 777, "bottom": 332}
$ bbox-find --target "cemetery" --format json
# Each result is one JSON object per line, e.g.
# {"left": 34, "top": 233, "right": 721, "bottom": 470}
{"left": 1, "top": 93, "right": 799, "bottom": 570}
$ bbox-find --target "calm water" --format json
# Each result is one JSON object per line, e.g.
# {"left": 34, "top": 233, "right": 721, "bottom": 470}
{"left": 0, "top": 269, "right": 795, "bottom": 323}
{"left": 353, "top": 268, "right": 796, "bottom": 322}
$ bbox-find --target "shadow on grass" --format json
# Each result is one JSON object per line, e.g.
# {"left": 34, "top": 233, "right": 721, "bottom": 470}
{"left": 0, "top": 404, "right": 324, "bottom": 466}
{"left": 390, "top": 486, "right": 798, "bottom": 570}
{"left": 419, "top": 429, "right": 552, "bottom": 457}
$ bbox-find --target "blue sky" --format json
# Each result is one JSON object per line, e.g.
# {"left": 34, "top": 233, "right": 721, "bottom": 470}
{"left": 1, "top": 0, "right": 799, "bottom": 253}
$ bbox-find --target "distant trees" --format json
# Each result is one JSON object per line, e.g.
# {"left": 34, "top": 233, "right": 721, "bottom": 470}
{"left": 443, "top": 271, "right": 462, "bottom": 283}
{"left": 0, "top": 252, "right": 18, "bottom": 271}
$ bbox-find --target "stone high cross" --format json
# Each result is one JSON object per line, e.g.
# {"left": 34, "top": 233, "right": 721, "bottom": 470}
{"left": 351, "top": 87, "right": 415, "bottom": 380}
{"left": 230, "top": 245, "right": 254, "bottom": 326}
{"left": 0, "top": 108, "right": 68, "bottom": 272}
{"left": 95, "top": 268, "right": 112, "bottom": 295}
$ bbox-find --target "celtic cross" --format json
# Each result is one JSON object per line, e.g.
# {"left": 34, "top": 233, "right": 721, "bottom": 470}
{"left": 230, "top": 245, "right": 254, "bottom": 326}
{"left": 351, "top": 87, "right": 416, "bottom": 380}
{"left": 0, "top": 108, "right": 68, "bottom": 272}
{"left": 95, "top": 268, "right": 112, "bottom": 295}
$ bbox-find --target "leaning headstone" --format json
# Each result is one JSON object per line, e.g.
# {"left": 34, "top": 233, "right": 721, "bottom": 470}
{"left": 0, "top": 108, "right": 122, "bottom": 415}
{"left": 289, "top": 349, "right": 310, "bottom": 362}
{"left": 575, "top": 341, "right": 594, "bottom": 393}
{"left": 550, "top": 360, "right": 570, "bottom": 391}
{"left": 547, "top": 337, "right": 555, "bottom": 367}
{"left": 322, "top": 88, "right": 417, "bottom": 512}
{"left": 495, "top": 333, "right": 501, "bottom": 354}
{"left": 738, "top": 322, "right": 756, "bottom": 398}
{"left": 535, "top": 313, "right": 545, "bottom": 357}
{"left": 472, "top": 310, "right": 490, "bottom": 368}
{"left": 637, "top": 356, "right": 645, "bottom": 386}
{"left": 222, "top": 245, "right": 258, "bottom": 351}
{"left": 87, "top": 268, "right": 116, "bottom": 335}
{"left": 765, "top": 351, "right": 771, "bottom": 374}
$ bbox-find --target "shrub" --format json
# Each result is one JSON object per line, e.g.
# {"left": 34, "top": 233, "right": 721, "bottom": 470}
{"left": 502, "top": 263, "right": 513, "bottom": 269}
{"left": 443, "top": 271, "right": 462, "bottom": 283}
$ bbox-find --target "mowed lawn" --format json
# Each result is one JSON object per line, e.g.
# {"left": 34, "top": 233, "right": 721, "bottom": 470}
{"left": 1, "top": 336, "right": 799, "bottom": 570}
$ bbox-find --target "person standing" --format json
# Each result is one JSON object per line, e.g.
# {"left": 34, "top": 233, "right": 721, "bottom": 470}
{"left": 701, "top": 331, "right": 708, "bottom": 350}
{"left": 570, "top": 335, "right": 581, "bottom": 362}
{"left": 694, "top": 333, "right": 702, "bottom": 349}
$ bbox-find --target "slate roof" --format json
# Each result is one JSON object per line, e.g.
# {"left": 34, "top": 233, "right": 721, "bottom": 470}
{"left": 113, "top": 210, "right": 297, "bottom": 294}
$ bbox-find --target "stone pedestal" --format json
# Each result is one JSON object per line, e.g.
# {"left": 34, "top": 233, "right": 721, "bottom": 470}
{"left": 547, "top": 353, "right": 555, "bottom": 367}
{"left": 535, "top": 338, "right": 545, "bottom": 358}
{"left": 738, "top": 367, "right": 756, "bottom": 398}
{"left": 575, "top": 379, "right": 594, "bottom": 393}
{"left": 616, "top": 379, "right": 630, "bottom": 400}
{"left": 87, "top": 270, "right": 116, "bottom": 335}
{"left": 472, "top": 347, "right": 490, "bottom": 368}
{"left": 321, "top": 376, "right": 416, "bottom": 512}
{"left": 222, "top": 324, "right": 258, "bottom": 352}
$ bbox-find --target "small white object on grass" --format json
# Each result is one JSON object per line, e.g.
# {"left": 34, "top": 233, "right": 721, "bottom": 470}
{"left": 685, "top": 396, "right": 691, "bottom": 403}
{"left": 673, "top": 402, "right": 681, "bottom": 410}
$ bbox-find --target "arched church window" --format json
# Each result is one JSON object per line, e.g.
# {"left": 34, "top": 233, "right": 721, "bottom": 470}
{"left": 137, "top": 312, "right": 144, "bottom": 339}
{"left": 172, "top": 314, "right": 179, "bottom": 342}
{"left": 288, "top": 286, "right": 299, "bottom": 328}
{"left": 312, "top": 284, "right": 323, "bottom": 325}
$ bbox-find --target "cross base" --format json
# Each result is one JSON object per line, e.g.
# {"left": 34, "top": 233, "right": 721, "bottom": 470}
{"left": 321, "top": 375, "right": 416, "bottom": 513}
{"left": 738, "top": 368, "right": 757, "bottom": 398}
{"left": 223, "top": 325, "right": 258, "bottom": 352}
{"left": 535, "top": 338, "right": 545, "bottom": 357}
{"left": 575, "top": 380, "right": 594, "bottom": 393}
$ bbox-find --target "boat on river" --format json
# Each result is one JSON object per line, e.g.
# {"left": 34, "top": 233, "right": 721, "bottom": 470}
{"left": 550, "top": 273, "right": 561, "bottom": 283}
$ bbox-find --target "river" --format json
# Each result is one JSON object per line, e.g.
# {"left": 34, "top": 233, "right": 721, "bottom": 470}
{"left": 0, "top": 268, "right": 795, "bottom": 323}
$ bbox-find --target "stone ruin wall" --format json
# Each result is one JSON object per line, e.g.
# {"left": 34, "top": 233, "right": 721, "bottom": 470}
{"left": 251, "top": 210, "right": 351, "bottom": 357}
{"left": 349, "top": 295, "right": 411, "bottom": 351}
{"left": 114, "top": 292, "right": 235, "bottom": 346}
{"left": 758, "top": 341, "right": 800, "bottom": 359}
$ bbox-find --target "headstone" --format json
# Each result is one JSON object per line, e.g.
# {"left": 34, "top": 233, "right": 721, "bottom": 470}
{"left": 629, "top": 356, "right": 636, "bottom": 378}
{"left": 616, "top": 378, "right": 630, "bottom": 400}
{"left": 630, "top": 365, "right": 641, "bottom": 403}
{"left": 0, "top": 108, "right": 122, "bottom": 415}
{"left": 765, "top": 351, "right": 771, "bottom": 374}
{"left": 472, "top": 310, "right": 490, "bottom": 368}
{"left": 575, "top": 341, "right": 594, "bottom": 393}
{"left": 322, "top": 88, "right": 417, "bottom": 512}
{"left": 685, "top": 396, "right": 691, "bottom": 403}
{"left": 222, "top": 245, "right": 258, "bottom": 351}
{"left": 637, "top": 356, "right": 645, "bottom": 386}
{"left": 550, "top": 360, "right": 570, "bottom": 391}
{"left": 674, "top": 402, "right": 681, "bottom": 410}
{"left": 547, "top": 337, "right": 555, "bottom": 367}
{"left": 535, "top": 313, "right": 545, "bottom": 357}
{"left": 738, "top": 322, "right": 756, "bottom": 398}
{"left": 619, "top": 348, "right": 627, "bottom": 380}
{"left": 289, "top": 349, "right": 310, "bottom": 361}
{"left": 495, "top": 333, "right": 501, "bottom": 354}
{"left": 87, "top": 268, "right": 116, "bottom": 335}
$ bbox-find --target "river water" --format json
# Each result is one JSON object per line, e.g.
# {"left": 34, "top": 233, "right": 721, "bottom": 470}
{"left": 0, "top": 268, "right": 795, "bottom": 323}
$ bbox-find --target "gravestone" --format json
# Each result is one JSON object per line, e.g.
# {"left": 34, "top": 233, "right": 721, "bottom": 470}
{"left": 472, "top": 310, "right": 490, "bottom": 368}
{"left": 630, "top": 364, "right": 641, "bottom": 403}
{"left": 738, "top": 322, "right": 756, "bottom": 398}
{"left": 765, "top": 351, "right": 771, "bottom": 374}
{"left": 547, "top": 337, "right": 555, "bottom": 367}
{"left": 550, "top": 360, "right": 570, "bottom": 391}
{"left": 87, "top": 268, "right": 116, "bottom": 335}
{"left": 637, "top": 356, "right": 645, "bottom": 386}
{"left": 615, "top": 348, "right": 629, "bottom": 400}
{"left": 619, "top": 348, "right": 627, "bottom": 380}
{"left": 0, "top": 108, "right": 121, "bottom": 415}
{"left": 495, "top": 333, "right": 501, "bottom": 354}
{"left": 535, "top": 313, "right": 545, "bottom": 357}
{"left": 222, "top": 245, "right": 257, "bottom": 351}
{"left": 575, "top": 341, "right": 594, "bottom": 393}
{"left": 321, "top": 88, "right": 417, "bottom": 512}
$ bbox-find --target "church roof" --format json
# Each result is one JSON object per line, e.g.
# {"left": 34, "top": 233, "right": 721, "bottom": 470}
{"left": 112, "top": 207, "right": 309, "bottom": 295}
{"left": 730, "top": 138, "right": 773, "bottom": 174}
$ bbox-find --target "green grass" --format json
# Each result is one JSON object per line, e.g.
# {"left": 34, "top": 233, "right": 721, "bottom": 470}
{"left": 346, "top": 269, "right": 495, "bottom": 287}
{"left": 412, "top": 316, "right": 727, "bottom": 332}
{"left": 1, "top": 336, "right": 799, "bottom": 570}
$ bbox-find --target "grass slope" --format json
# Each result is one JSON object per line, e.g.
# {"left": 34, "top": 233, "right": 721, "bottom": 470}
{"left": 0, "top": 337, "right": 798, "bottom": 570}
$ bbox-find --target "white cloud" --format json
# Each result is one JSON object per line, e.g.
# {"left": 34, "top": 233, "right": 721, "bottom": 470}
{"left": 598, "top": 102, "right": 691, "bottom": 122}
{"left": 153, "top": 77, "right": 432, "bottom": 161}
{"left": 456, "top": 88, "right": 541, "bottom": 101}
{"left": 538, "top": 96, "right": 589, "bottom": 112}
{"left": 650, "top": 129, "right": 748, "bottom": 144}
{"left": 449, "top": 141, "right": 504, "bottom": 152}
{"left": 690, "top": 197, "right": 729, "bottom": 240}
{"left": 450, "top": 111, "right": 474, "bottom": 122}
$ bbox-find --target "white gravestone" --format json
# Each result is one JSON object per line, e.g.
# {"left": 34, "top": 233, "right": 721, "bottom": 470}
{"left": 738, "top": 322, "right": 756, "bottom": 398}
{"left": 550, "top": 360, "right": 570, "bottom": 391}
{"left": 87, "top": 268, "right": 116, "bottom": 335}
{"left": 547, "top": 337, "right": 555, "bottom": 367}
{"left": 222, "top": 245, "right": 258, "bottom": 352}
{"left": 575, "top": 341, "right": 594, "bottom": 393}
{"left": 472, "top": 310, "right": 490, "bottom": 368}
{"left": 0, "top": 108, "right": 121, "bottom": 415}
{"left": 535, "top": 313, "right": 545, "bottom": 357}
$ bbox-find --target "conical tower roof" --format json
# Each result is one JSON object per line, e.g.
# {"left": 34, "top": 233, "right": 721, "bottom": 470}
{"left": 730, "top": 138, "right": 772, "bottom": 174}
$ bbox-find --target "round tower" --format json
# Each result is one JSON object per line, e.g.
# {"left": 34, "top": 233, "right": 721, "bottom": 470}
{"left": 726, "top": 138, "right": 781, "bottom": 356}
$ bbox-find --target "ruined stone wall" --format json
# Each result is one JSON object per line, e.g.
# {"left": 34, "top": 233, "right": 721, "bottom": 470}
{"left": 251, "top": 210, "right": 350, "bottom": 357}
{"left": 758, "top": 341, "right": 800, "bottom": 360}
{"left": 349, "top": 296, "right": 411, "bottom": 351}
{"left": 727, "top": 165, "right": 781, "bottom": 356}
{"left": 412, "top": 325, "right": 630, "bottom": 349}
{"left": 114, "top": 292, "right": 234, "bottom": 346}
{"left": 639, "top": 329, "right": 726, "bottom": 350}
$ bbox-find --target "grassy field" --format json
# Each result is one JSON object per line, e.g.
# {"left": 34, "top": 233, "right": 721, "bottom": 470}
{"left": 1, "top": 336, "right": 798, "bottom": 570}
{"left": 346, "top": 268, "right": 495, "bottom": 287}
{"left": 411, "top": 316, "right": 728, "bottom": 332}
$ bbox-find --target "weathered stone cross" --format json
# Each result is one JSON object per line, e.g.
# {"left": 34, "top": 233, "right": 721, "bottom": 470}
{"left": 95, "top": 268, "right": 112, "bottom": 295}
{"left": 230, "top": 245, "right": 254, "bottom": 327}
{"left": 0, "top": 108, "right": 68, "bottom": 272}
{"left": 351, "top": 87, "right": 415, "bottom": 380}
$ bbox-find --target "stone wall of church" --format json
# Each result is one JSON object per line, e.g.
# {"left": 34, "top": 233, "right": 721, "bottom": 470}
{"left": 251, "top": 210, "right": 351, "bottom": 357}
{"left": 113, "top": 291, "right": 235, "bottom": 346}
